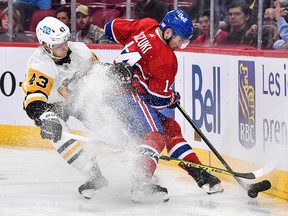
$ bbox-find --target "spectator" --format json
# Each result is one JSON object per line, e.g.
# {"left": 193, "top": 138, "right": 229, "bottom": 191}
{"left": 134, "top": 0, "right": 168, "bottom": 23}
{"left": 13, "top": 0, "right": 51, "bottom": 30}
{"left": 190, "top": 10, "right": 228, "bottom": 46}
{"left": 186, "top": 0, "right": 210, "bottom": 22}
{"left": 243, "top": 7, "right": 279, "bottom": 49}
{"left": 215, "top": 0, "right": 234, "bottom": 21}
{"left": 219, "top": 3, "right": 253, "bottom": 46}
{"left": 217, "top": 0, "right": 248, "bottom": 31}
{"left": 0, "top": 7, "right": 36, "bottom": 42}
{"left": 273, "top": 0, "right": 288, "bottom": 49}
{"left": 261, "top": 8, "right": 279, "bottom": 49}
{"left": 75, "top": 4, "right": 108, "bottom": 44}
{"left": 275, "top": 0, "right": 288, "bottom": 22}
{"left": 263, "top": 8, "right": 277, "bottom": 25}
{"left": 249, "top": 0, "right": 274, "bottom": 24}
{"left": 185, "top": 0, "right": 210, "bottom": 40}
{"left": 56, "top": 7, "right": 71, "bottom": 29}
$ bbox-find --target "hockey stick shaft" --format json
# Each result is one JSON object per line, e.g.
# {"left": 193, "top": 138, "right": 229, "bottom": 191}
{"left": 144, "top": 151, "right": 256, "bottom": 179}
{"left": 62, "top": 132, "right": 255, "bottom": 179}
{"left": 176, "top": 103, "right": 251, "bottom": 190}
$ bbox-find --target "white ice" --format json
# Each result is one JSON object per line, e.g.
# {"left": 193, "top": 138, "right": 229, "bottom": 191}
{"left": 0, "top": 147, "right": 287, "bottom": 216}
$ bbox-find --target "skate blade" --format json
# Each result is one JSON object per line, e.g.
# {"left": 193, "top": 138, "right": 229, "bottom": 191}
{"left": 131, "top": 190, "right": 169, "bottom": 203}
{"left": 202, "top": 183, "right": 224, "bottom": 195}
{"left": 80, "top": 182, "right": 108, "bottom": 199}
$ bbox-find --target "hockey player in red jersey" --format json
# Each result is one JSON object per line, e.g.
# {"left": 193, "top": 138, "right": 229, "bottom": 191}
{"left": 104, "top": 9, "right": 223, "bottom": 199}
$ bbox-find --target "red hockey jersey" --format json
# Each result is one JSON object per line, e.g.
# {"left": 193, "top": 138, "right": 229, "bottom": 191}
{"left": 105, "top": 18, "right": 178, "bottom": 110}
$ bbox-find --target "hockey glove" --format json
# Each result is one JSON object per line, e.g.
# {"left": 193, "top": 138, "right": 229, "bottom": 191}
{"left": 111, "top": 62, "right": 134, "bottom": 86}
{"left": 167, "top": 91, "right": 181, "bottom": 109}
{"left": 39, "top": 111, "right": 62, "bottom": 143}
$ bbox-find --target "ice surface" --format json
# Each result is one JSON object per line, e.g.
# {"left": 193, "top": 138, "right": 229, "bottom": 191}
{"left": 0, "top": 147, "right": 287, "bottom": 216}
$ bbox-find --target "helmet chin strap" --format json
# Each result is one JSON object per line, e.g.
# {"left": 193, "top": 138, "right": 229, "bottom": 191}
{"left": 41, "top": 45, "right": 63, "bottom": 60}
{"left": 162, "top": 31, "right": 172, "bottom": 46}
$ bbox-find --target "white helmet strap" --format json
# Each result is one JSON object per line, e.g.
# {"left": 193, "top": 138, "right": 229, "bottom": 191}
{"left": 41, "top": 45, "right": 62, "bottom": 60}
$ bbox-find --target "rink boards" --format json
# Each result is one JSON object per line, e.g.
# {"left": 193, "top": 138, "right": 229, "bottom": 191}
{"left": 0, "top": 44, "right": 288, "bottom": 200}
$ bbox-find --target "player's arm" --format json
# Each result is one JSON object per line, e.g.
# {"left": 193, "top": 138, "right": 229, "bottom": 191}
{"left": 104, "top": 18, "right": 139, "bottom": 44}
{"left": 22, "top": 67, "right": 53, "bottom": 120}
{"left": 139, "top": 65, "right": 179, "bottom": 110}
{"left": 22, "top": 67, "right": 63, "bottom": 142}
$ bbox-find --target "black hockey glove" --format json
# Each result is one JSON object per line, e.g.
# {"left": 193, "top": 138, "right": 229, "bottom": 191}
{"left": 110, "top": 62, "right": 134, "bottom": 86}
{"left": 167, "top": 91, "right": 181, "bottom": 109}
{"left": 39, "top": 111, "right": 62, "bottom": 143}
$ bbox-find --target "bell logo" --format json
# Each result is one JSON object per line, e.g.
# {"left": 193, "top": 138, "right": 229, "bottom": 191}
{"left": 192, "top": 65, "right": 221, "bottom": 134}
{"left": 178, "top": 13, "right": 188, "bottom": 23}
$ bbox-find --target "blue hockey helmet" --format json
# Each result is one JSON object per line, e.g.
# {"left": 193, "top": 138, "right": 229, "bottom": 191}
{"left": 160, "top": 9, "right": 193, "bottom": 47}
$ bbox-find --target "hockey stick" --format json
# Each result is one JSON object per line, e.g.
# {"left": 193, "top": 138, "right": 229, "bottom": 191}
{"left": 62, "top": 132, "right": 268, "bottom": 180}
{"left": 175, "top": 103, "right": 272, "bottom": 198}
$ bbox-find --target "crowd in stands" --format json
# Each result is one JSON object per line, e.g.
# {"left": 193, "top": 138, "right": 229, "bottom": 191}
{"left": 1, "top": 0, "right": 288, "bottom": 50}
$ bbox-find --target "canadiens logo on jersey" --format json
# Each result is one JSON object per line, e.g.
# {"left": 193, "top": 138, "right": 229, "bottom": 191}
{"left": 134, "top": 32, "right": 152, "bottom": 54}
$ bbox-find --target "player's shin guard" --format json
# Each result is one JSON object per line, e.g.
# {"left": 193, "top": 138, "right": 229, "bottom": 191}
{"left": 50, "top": 137, "right": 107, "bottom": 199}
{"left": 131, "top": 132, "right": 169, "bottom": 203}
{"left": 163, "top": 118, "right": 201, "bottom": 164}
{"left": 162, "top": 118, "right": 223, "bottom": 194}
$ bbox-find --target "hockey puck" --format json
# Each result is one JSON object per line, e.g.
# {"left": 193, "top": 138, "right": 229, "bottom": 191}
{"left": 247, "top": 180, "right": 271, "bottom": 198}
{"left": 247, "top": 189, "right": 258, "bottom": 198}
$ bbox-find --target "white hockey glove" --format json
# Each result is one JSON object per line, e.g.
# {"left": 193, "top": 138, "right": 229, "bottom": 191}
{"left": 110, "top": 62, "right": 134, "bottom": 86}
{"left": 39, "top": 111, "right": 62, "bottom": 143}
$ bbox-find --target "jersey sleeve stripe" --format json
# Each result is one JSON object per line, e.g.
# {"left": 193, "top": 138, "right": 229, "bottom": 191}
{"left": 104, "top": 20, "right": 119, "bottom": 43}
{"left": 24, "top": 92, "right": 48, "bottom": 108}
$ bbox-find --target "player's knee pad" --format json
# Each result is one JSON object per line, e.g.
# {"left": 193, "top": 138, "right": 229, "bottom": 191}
{"left": 143, "top": 131, "right": 166, "bottom": 153}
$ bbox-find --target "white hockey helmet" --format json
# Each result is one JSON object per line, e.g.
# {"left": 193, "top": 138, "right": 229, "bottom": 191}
{"left": 36, "top": 16, "right": 70, "bottom": 49}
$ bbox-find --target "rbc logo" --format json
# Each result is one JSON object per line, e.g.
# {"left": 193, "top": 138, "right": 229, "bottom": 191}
{"left": 192, "top": 65, "right": 221, "bottom": 134}
{"left": 238, "top": 61, "right": 256, "bottom": 148}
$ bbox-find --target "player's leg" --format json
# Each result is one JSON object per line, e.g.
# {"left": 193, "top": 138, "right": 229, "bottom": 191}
{"left": 49, "top": 119, "right": 107, "bottom": 199}
{"left": 114, "top": 93, "right": 168, "bottom": 202}
{"left": 159, "top": 112, "right": 223, "bottom": 194}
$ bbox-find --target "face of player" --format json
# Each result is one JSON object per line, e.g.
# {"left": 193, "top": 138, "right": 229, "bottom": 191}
{"left": 199, "top": 15, "right": 210, "bottom": 35}
{"left": 57, "top": 12, "right": 70, "bottom": 26}
{"left": 76, "top": 13, "right": 91, "bottom": 30}
{"left": 51, "top": 41, "right": 69, "bottom": 59}
{"left": 164, "top": 28, "right": 189, "bottom": 50}
{"left": 170, "top": 35, "right": 190, "bottom": 50}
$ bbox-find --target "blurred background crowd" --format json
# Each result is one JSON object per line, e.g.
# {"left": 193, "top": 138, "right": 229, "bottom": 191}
{"left": 1, "top": 0, "right": 288, "bottom": 50}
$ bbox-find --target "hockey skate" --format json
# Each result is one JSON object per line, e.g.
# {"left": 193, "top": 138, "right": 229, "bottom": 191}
{"left": 131, "top": 182, "right": 169, "bottom": 203}
{"left": 186, "top": 167, "right": 224, "bottom": 194}
{"left": 78, "top": 175, "right": 108, "bottom": 199}
{"left": 78, "top": 161, "right": 108, "bottom": 199}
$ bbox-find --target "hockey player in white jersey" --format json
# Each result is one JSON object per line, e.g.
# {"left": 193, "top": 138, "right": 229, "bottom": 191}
{"left": 21, "top": 16, "right": 133, "bottom": 199}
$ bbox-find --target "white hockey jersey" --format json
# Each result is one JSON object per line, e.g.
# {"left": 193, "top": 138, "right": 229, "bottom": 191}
{"left": 22, "top": 41, "right": 98, "bottom": 111}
